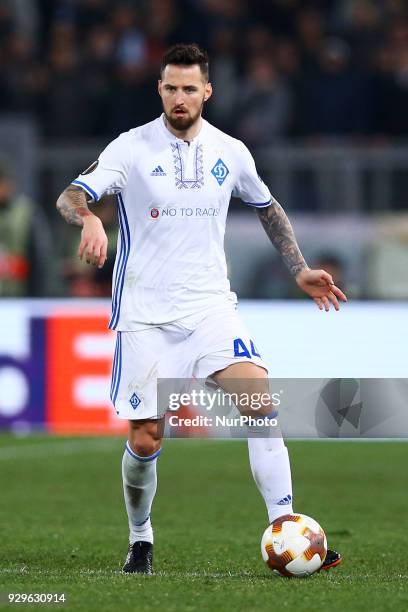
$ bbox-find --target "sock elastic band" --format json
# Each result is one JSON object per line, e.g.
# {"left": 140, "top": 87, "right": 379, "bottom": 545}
{"left": 125, "top": 441, "right": 162, "bottom": 462}
{"left": 134, "top": 514, "right": 150, "bottom": 527}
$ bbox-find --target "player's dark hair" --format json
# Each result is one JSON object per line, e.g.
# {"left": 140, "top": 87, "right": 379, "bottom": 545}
{"left": 160, "top": 43, "right": 209, "bottom": 81}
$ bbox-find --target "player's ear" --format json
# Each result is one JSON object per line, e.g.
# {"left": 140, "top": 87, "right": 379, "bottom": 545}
{"left": 204, "top": 82, "right": 212, "bottom": 102}
{"left": 158, "top": 80, "right": 162, "bottom": 96}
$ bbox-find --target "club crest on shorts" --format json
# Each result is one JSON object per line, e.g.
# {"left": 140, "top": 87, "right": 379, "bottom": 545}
{"left": 211, "top": 159, "right": 229, "bottom": 185}
{"left": 129, "top": 393, "right": 141, "bottom": 409}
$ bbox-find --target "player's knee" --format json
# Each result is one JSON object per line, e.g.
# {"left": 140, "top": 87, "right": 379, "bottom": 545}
{"left": 136, "top": 440, "right": 161, "bottom": 457}
{"left": 239, "top": 381, "right": 275, "bottom": 416}
{"left": 239, "top": 370, "right": 275, "bottom": 417}
{"left": 128, "top": 420, "right": 163, "bottom": 457}
{"left": 128, "top": 434, "right": 161, "bottom": 457}
{"left": 214, "top": 363, "right": 272, "bottom": 415}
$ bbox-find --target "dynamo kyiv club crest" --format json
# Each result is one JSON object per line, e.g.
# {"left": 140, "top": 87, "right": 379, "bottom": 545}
{"left": 211, "top": 159, "right": 229, "bottom": 185}
{"left": 129, "top": 393, "right": 141, "bottom": 409}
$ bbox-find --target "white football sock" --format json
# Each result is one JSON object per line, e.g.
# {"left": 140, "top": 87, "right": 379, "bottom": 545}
{"left": 248, "top": 435, "right": 293, "bottom": 523}
{"left": 122, "top": 441, "right": 161, "bottom": 545}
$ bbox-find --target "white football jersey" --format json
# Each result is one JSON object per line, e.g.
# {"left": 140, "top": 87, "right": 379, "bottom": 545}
{"left": 72, "top": 115, "right": 272, "bottom": 330}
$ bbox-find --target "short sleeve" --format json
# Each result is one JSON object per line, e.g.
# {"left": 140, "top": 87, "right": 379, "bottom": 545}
{"left": 71, "top": 132, "right": 133, "bottom": 202}
{"left": 232, "top": 141, "right": 272, "bottom": 208}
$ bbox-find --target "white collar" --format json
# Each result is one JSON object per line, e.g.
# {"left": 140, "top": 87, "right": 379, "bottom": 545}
{"left": 158, "top": 113, "right": 206, "bottom": 144}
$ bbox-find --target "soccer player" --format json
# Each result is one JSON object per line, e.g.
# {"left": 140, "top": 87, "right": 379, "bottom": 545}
{"left": 57, "top": 44, "right": 346, "bottom": 575}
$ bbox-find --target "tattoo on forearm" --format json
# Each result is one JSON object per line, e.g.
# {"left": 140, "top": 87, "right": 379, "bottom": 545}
{"left": 256, "top": 198, "right": 308, "bottom": 276}
{"left": 56, "top": 185, "right": 93, "bottom": 226}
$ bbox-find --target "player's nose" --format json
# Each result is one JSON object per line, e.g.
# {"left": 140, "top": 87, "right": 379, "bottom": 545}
{"left": 174, "top": 93, "right": 186, "bottom": 106}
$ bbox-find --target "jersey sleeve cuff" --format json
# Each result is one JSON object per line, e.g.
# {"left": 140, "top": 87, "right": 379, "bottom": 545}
{"left": 242, "top": 198, "right": 272, "bottom": 208}
{"left": 71, "top": 180, "right": 100, "bottom": 202}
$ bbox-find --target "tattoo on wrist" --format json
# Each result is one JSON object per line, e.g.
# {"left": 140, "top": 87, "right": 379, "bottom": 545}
{"left": 56, "top": 185, "right": 93, "bottom": 226}
{"left": 256, "top": 199, "right": 307, "bottom": 276}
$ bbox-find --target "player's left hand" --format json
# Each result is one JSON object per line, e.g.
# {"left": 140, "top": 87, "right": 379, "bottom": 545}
{"left": 295, "top": 268, "right": 347, "bottom": 311}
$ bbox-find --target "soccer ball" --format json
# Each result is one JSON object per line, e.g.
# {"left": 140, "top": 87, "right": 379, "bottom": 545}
{"left": 261, "top": 513, "right": 327, "bottom": 577}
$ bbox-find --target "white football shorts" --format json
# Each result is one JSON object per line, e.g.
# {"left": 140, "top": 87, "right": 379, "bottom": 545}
{"left": 110, "top": 304, "right": 268, "bottom": 420}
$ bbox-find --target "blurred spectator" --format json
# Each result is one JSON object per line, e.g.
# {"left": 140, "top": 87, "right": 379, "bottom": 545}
{"left": 145, "top": 0, "right": 179, "bottom": 49}
{"left": 295, "top": 37, "right": 374, "bottom": 138}
{"left": 82, "top": 24, "right": 115, "bottom": 136}
{"left": 0, "top": 159, "right": 55, "bottom": 296}
{"left": 105, "top": 3, "right": 161, "bottom": 133}
{"left": 1, "top": 30, "right": 47, "bottom": 119}
{"left": 243, "top": 24, "right": 275, "bottom": 57}
{"left": 235, "top": 55, "right": 292, "bottom": 145}
{"left": 76, "top": 0, "right": 109, "bottom": 32}
{"left": 275, "top": 38, "right": 301, "bottom": 81}
{"left": 251, "top": 0, "right": 298, "bottom": 37}
{"left": 295, "top": 7, "right": 325, "bottom": 73}
{"left": 44, "top": 27, "right": 92, "bottom": 139}
{"left": 374, "top": 21, "right": 408, "bottom": 137}
{"left": 1, "top": 0, "right": 39, "bottom": 41}
{"left": 197, "top": 0, "right": 247, "bottom": 30}
{"left": 0, "top": 2, "right": 13, "bottom": 41}
{"left": 206, "top": 26, "right": 238, "bottom": 131}
{"left": 112, "top": 3, "right": 148, "bottom": 74}
{"left": 331, "top": 0, "right": 384, "bottom": 68}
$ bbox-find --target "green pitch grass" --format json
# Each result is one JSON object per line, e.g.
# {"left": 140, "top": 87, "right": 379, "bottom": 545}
{"left": 0, "top": 437, "right": 407, "bottom": 612}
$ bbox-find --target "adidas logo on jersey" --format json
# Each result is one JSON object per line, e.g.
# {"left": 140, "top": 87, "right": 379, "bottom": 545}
{"left": 151, "top": 165, "right": 166, "bottom": 176}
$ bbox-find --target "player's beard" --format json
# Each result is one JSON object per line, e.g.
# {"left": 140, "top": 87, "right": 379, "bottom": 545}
{"left": 164, "top": 98, "right": 205, "bottom": 132}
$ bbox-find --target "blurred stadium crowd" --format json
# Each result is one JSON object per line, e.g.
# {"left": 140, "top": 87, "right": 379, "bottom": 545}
{"left": 1, "top": 0, "right": 408, "bottom": 143}
{"left": 1, "top": 0, "right": 408, "bottom": 300}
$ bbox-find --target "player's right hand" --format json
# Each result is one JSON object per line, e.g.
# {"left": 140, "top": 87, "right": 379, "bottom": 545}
{"left": 78, "top": 215, "right": 108, "bottom": 268}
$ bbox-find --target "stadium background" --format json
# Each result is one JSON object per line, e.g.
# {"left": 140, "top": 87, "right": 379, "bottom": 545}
{"left": 0, "top": 3, "right": 407, "bottom": 610}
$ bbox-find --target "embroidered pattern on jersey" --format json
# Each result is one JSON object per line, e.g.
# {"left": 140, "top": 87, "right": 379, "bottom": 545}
{"left": 171, "top": 143, "right": 204, "bottom": 189}
{"left": 211, "top": 158, "right": 229, "bottom": 185}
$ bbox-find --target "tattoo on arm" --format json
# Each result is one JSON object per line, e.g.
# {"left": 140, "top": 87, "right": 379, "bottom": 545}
{"left": 56, "top": 185, "right": 94, "bottom": 226}
{"left": 256, "top": 198, "right": 308, "bottom": 276}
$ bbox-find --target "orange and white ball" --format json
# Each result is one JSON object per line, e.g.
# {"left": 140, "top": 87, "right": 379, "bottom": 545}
{"left": 261, "top": 513, "right": 327, "bottom": 577}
